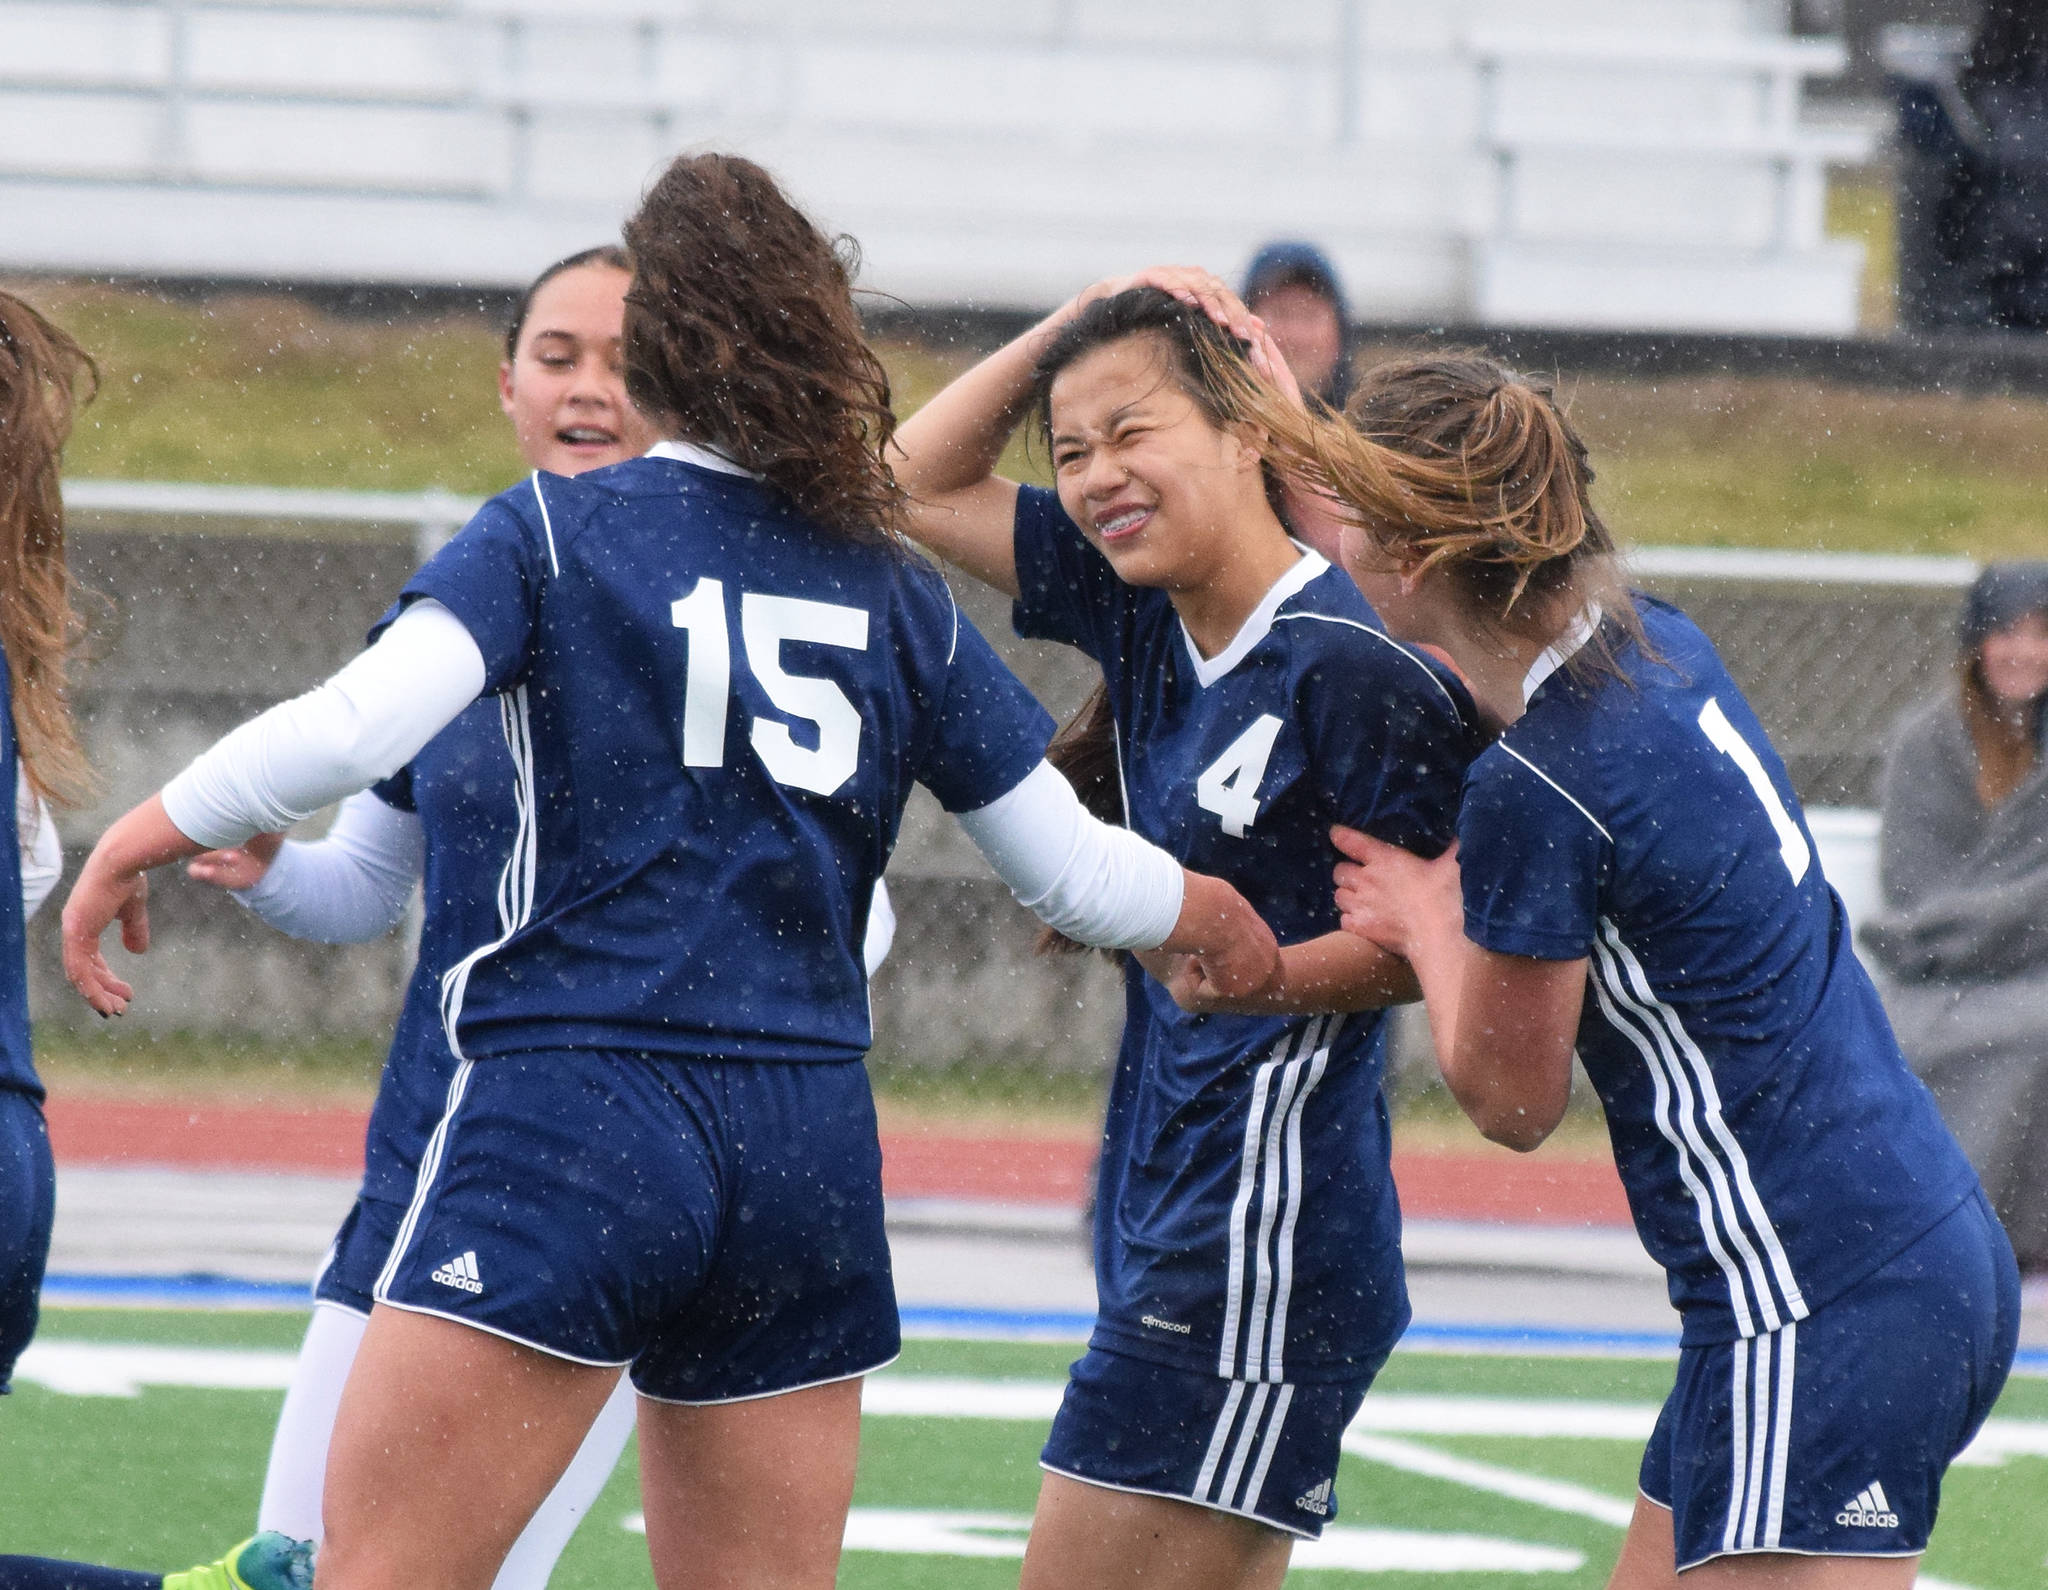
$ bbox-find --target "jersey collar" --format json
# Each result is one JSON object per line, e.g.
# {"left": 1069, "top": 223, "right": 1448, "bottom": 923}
{"left": 645, "top": 439, "right": 760, "bottom": 480}
{"left": 1181, "top": 547, "right": 1328, "bottom": 688}
{"left": 1521, "top": 604, "right": 1603, "bottom": 707}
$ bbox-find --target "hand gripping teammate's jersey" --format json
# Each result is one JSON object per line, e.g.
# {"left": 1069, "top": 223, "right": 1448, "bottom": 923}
{"left": 0, "top": 647, "right": 33, "bottom": 1101}
{"left": 396, "top": 451, "right": 1054, "bottom": 1064}
{"left": 1458, "top": 598, "right": 1980, "bottom": 1347}
{"left": 353, "top": 699, "right": 518, "bottom": 1205}
{"left": 1013, "top": 486, "right": 1482, "bottom": 1382}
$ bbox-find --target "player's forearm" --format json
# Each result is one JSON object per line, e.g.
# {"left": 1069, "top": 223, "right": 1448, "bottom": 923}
{"left": 233, "top": 793, "right": 424, "bottom": 944}
{"left": 1435, "top": 939, "right": 1581, "bottom": 1153}
{"left": 893, "top": 318, "right": 1057, "bottom": 498}
{"left": 1174, "top": 930, "right": 1420, "bottom": 1016}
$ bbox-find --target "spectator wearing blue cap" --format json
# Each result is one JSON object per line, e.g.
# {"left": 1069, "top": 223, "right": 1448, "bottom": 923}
{"left": 1242, "top": 241, "right": 1351, "bottom": 407}
{"left": 1864, "top": 561, "right": 2048, "bottom": 1281}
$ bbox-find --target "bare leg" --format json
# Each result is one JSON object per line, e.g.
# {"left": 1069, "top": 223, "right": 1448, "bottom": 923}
{"left": 1017, "top": 1470, "right": 1293, "bottom": 1590}
{"left": 318, "top": 1305, "right": 619, "bottom": 1590}
{"left": 491, "top": 1374, "right": 636, "bottom": 1590}
{"left": 1607, "top": 1495, "right": 1920, "bottom": 1590}
{"left": 636, "top": 1377, "right": 864, "bottom": 1590}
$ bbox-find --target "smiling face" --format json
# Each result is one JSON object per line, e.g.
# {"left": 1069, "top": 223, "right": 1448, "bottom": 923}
{"left": 1046, "top": 334, "right": 1269, "bottom": 594}
{"left": 497, "top": 263, "right": 658, "bottom": 475}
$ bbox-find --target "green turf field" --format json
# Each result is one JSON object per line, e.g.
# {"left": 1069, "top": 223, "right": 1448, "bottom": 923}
{"left": 2, "top": 1309, "right": 2042, "bottom": 1587}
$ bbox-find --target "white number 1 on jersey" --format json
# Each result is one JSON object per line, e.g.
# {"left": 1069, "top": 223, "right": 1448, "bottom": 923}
{"left": 1196, "top": 714, "right": 1285, "bottom": 837}
{"left": 1697, "top": 698, "right": 1810, "bottom": 884}
{"left": 670, "top": 576, "right": 869, "bottom": 797}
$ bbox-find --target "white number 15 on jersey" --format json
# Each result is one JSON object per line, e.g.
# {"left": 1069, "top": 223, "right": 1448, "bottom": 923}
{"left": 670, "top": 576, "right": 868, "bottom": 796}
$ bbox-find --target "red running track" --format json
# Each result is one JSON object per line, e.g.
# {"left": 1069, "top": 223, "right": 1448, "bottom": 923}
{"left": 42, "top": 1096, "right": 1631, "bottom": 1228}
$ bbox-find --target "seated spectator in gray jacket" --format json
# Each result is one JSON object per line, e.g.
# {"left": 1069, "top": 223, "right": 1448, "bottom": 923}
{"left": 1863, "top": 561, "right": 2048, "bottom": 1276}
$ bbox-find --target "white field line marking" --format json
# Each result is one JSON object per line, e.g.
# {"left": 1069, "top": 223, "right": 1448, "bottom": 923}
{"left": 13, "top": 1346, "right": 2044, "bottom": 1474}
{"left": 621, "top": 1508, "right": 1584, "bottom": 1573}
{"left": 1343, "top": 1432, "right": 1638, "bottom": 1529}
{"left": 13, "top": 1341, "right": 300, "bottom": 1397}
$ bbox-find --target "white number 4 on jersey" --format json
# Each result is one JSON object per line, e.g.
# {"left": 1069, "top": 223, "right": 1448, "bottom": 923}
{"left": 1196, "top": 714, "right": 1285, "bottom": 837}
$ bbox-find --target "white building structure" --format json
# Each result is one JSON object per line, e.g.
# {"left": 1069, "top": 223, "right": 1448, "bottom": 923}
{"left": 1, "top": 0, "right": 1872, "bottom": 332}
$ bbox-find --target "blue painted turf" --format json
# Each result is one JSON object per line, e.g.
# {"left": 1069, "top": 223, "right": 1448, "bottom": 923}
{"left": 38, "top": 1273, "right": 2048, "bottom": 1377}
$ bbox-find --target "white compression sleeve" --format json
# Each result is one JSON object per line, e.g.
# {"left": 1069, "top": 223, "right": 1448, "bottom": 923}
{"left": 956, "top": 760, "right": 1184, "bottom": 950}
{"left": 162, "top": 601, "right": 487, "bottom": 850}
{"left": 16, "top": 767, "right": 60, "bottom": 921}
{"left": 232, "top": 790, "right": 425, "bottom": 944}
{"left": 863, "top": 878, "right": 897, "bottom": 978}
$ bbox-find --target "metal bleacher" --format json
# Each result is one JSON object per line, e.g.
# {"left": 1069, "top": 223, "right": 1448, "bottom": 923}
{"left": 1, "top": 0, "right": 1870, "bottom": 333}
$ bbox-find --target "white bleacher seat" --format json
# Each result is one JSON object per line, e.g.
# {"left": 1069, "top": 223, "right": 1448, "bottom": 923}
{"left": 0, "top": 0, "right": 1869, "bottom": 333}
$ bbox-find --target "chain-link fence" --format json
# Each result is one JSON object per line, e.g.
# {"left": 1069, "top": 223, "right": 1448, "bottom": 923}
{"left": 33, "top": 485, "right": 1977, "bottom": 1071}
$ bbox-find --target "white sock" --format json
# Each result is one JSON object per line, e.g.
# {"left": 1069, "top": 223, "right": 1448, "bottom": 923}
{"left": 256, "top": 1302, "right": 367, "bottom": 1541}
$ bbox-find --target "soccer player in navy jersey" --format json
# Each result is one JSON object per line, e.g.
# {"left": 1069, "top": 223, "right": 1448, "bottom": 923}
{"left": 57, "top": 156, "right": 1281, "bottom": 1590}
{"left": 1245, "top": 351, "right": 2018, "bottom": 1589}
{"left": 180, "top": 248, "right": 658, "bottom": 1579}
{"left": 893, "top": 273, "right": 1484, "bottom": 1589}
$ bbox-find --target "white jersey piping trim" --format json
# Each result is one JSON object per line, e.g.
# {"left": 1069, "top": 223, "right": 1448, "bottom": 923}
{"left": 1039, "top": 1463, "right": 1321, "bottom": 1542}
{"left": 1181, "top": 549, "right": 1327, "bottom": 687}
{"left": 1273, "top": 611, "right": 1462, "bottom": 715}
{"left": 1600, "top": 920, "right": 1808, "bottom": 1324}
{"left": 1497, "top": 743, "right": 1615, "bottom": 844}
{"left": 529, "top": 473, "right": 560, "bottom": 577}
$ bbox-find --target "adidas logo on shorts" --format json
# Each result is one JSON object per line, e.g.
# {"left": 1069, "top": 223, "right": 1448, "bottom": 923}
{"left": 1834, "top": 1481, "right": 1899, "bottom": 1529}
{"left": 1294, "top": 1477, "right": 1333, "bottom": 1517}
{"left": 431, "top": 1250, "right": 484, "bottom": 1295}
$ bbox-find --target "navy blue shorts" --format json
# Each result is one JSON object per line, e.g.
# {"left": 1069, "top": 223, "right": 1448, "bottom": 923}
{"left": 1040, "top": 1346, "right": 1378, "bottom": 1539}
{"left": 1641, "top": 1188, "right": 2018, "bottom": 1569}
{"left": 376, "top": 1050, "right": 899, "bottom": 1403}
{"left": 0, "top": 1089, "right": 54, "bottom": 1394}
{"left": 314, "top": 1194, "right": 404, "bottom": 1317}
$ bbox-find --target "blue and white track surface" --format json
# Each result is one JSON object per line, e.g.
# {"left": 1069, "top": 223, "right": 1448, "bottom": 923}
{"left": 42, "top": 1164, "right": 2048, "bottom": 1374}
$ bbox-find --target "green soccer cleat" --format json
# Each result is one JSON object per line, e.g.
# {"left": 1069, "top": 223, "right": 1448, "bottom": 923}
{"left": 161, "top": 1534, "right": 315, "bottom": 1590}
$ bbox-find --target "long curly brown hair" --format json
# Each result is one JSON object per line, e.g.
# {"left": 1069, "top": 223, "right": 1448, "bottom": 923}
{"left": 621, "top": 153, "right": 903, "bottom": 544}
{"left": 0, "top": 290, "right": 95, "bottom": 809}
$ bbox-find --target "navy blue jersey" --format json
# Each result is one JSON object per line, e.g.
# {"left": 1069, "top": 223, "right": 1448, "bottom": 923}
{"left": 1012, "top": 486, "right": 1480, "bottom": 1379}
{"left": 355, "top": 699, "right": 517, "bottom": 1205}
{"left": 1457, "top": 598, "right": 1980, "bottom": 1346}
{"left": 0, "top": 649, "right": 36, "bottom": 1101}
{"left": 398, "top": 454, "right": 1053, "bottom": 1063}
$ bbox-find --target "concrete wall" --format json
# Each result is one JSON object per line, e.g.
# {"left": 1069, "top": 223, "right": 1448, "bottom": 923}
{"left": 27, "top": 518, "right": 1963, "bottom": 1071}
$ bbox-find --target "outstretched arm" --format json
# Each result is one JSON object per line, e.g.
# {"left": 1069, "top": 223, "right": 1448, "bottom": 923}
{"left": 892, "top": 267, "right": 1263, "bottom": 597}
{"left": 189, "top": 790, "right": 425, "bottom": 945}
{"left": 1332, "top": 826, "right": 1581, "bottom": 1151}
{"left": 62, "top": 601, "right": 485, "bottom": 1014}
{"left": 957, "top": 759, "right": 1281, "bottom": 1002}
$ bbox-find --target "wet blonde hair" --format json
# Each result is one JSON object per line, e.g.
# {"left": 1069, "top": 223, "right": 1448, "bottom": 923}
{"left": 1205, "top": 346, "right": 1640, "bottom": 671}
{"left": 0, "top": 290, "right": 95, "bottom": 807}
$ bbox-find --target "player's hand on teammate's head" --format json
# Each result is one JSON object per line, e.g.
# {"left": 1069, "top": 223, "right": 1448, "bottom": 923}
{"left": 186, "top": 831, "right": 284, "bottom": 892}
{"left": 1331, "top": 826, "right": 1461, "bottom": 959}
{"left": 1067, "top": 266, "right": 1264, "bottom": 346}
{"left": 60, "top": 863, "right": 150, "bottom": 1017}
